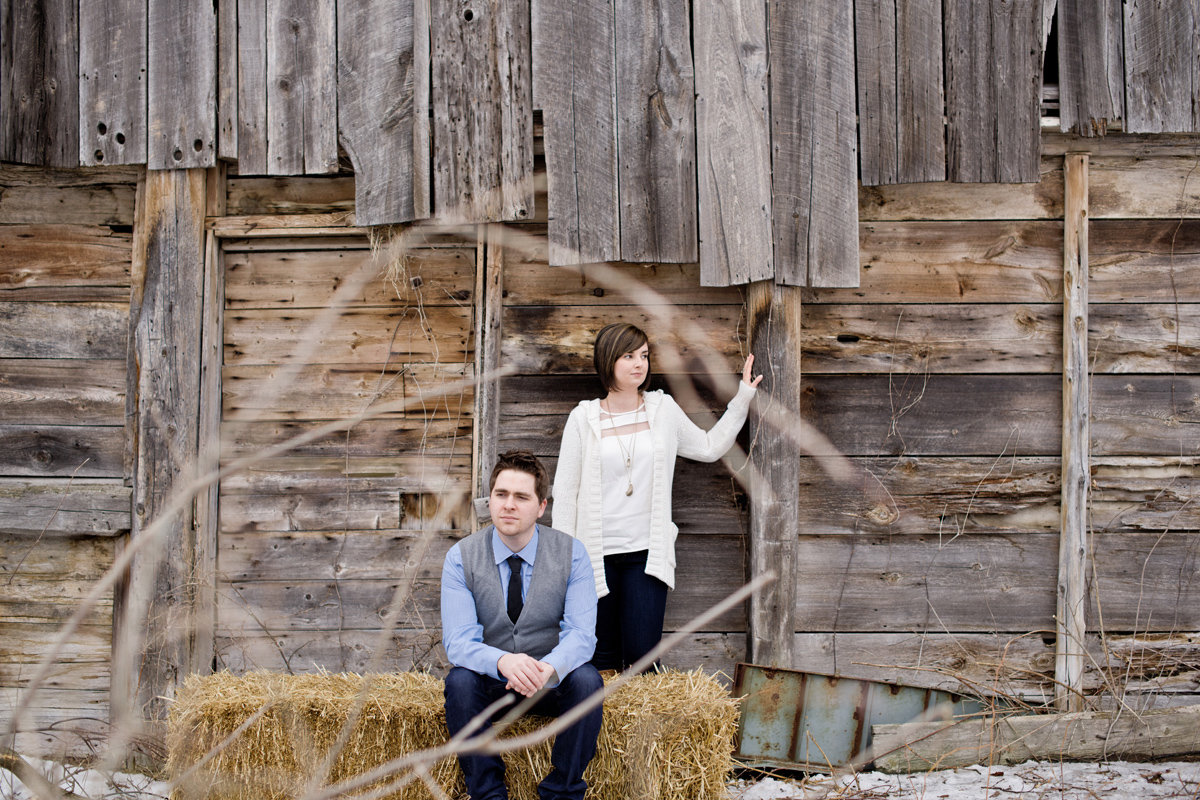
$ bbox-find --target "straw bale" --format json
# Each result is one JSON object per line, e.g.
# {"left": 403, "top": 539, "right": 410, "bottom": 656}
{"left": 167, "top": 668, "right": 738, "bottom": 800}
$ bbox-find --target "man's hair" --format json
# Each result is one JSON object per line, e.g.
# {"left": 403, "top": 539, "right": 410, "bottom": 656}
{"left": 489, "top": 449, "right": 550, "bottom": 503}
{"left": 593, "top": 322, "right": 651, "bottom": 394}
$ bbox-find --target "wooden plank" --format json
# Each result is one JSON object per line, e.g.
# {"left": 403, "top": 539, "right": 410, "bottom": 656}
{"left": 431, "top": 0, "right": 534, "bottom": 222}
{"left": 536, "top": 0, "right": 620, "bottom": 264}
{"left": 895, "top": 0, "right": 944, "bottom": 183}
{"left": 769, "top": 0, "right": 858, "bottom": 287}
{"left": 226, "top": 175, "right": 356, "bottom": 215}
{"left": 501, "top": 304, "right": 747, "bottom": 374}
{"left": 147, "top": 0, "right": 217, "bottom": 168}
{"left": 224, "top": 247, "right": 473, "bottom": 308}
{"left": 944, "top": 0, "right": 1041, "bottom": 183}
{"left": 0, "top": 425, "right": 124, "bottom": 477}
{"left": 0, "top": 225, "right": 132, "bottom": 302}
{"left": 0, "top": 623, "right": 111, "bottom": 669}
{"left": 0, "top": 359, "right": 125, "bottom": 425}
{"left": 1091, "top": 219, "right": 1200, "bottom": 300}
{"left": 800, "top": 303, "right": 1063, "bottom": 374}
{"left": 217, "top": 533, "right": 746, "bottom": 632}
{"left": 237, "top": 0, "right": 268, "bottom": 173}
{"left": 222, "top": 363, "right": 408, "bottom": 420}
{"left": 217, "top": 455, "right": 473, "bottom": 492}
{"left": 861, "top": 159, "right": 1061, "bottom": 220}
{"left": 0, "top": 478, "right": 130, "bottom": 535}
{"left": 794, "top": 532, "right": 1200, "bottom": 633}
{"left": 746, "top": 282, "right": 799, "bottom": 666}
{"left": 220, "top": 496, "right": 403, "bottom": 532}
{"left": 874, "top": 704, "right": 1200, "bottom": 771}
{"left": 614, "top": 0, "right": 697, "bottom": 262}
{"left": 0, "top": 302, "right": 128, "bottom": 359}
{"left": 222, "top": 530, "right": 444, "bottom": 578}
{"left": 221, "top": 418, "right": 472, "bottom": 459}
{"left": 993, "top": 0, "right": 1043, "bottom": 183}
{"left": 265, "top": 0, "right": 338, "bottom": 175}
{"left": 210, "top": 212, "right": 360, "bottom": 236}
{"left": 79, "top": 0, "right": 147, "bottom": 166}
{"left": 1093, "top": 375, "right": 1200, "bottom": 456}
{"left": 474, "top": 229, "right": 503, "bottom": 497}
{"left": 0, "top": 166, "right": 137, "bottom": 226}
{"left": 0, "top": 0, "right": 78, "bottom": 166}
{"left": 1057, "top": 0, "right": 1123, "bottom": 137}
{"left": 0, "top": 531, "right": 115, "bottom": 585}
{"left": 693, "top": 0, "right": 772, "bottom": 285}
{"left": 223, "top": 306, "right": 472, "bottom": 365}
{"left": 195, "top": 230, "right": 223, "bottom": 679}
{"left": 854, "top": 0, "right": 898, "bottom": 187}
{"left": 1123, "top": 0, "right": 1196, "bottom": 133}
{"left": 1057, "top": 153, "right": 1089, "bottom": 711}
{"left": 503, "top": 260, "right": 742, "bottom": 306}
{"left": 336, "top": 0, "right": 429, "bottom": 225}
{"left": 122, "top": 168, "right": 207, "bottom": 723}
{"left": 218, "top": 0, "right": 238, "bottom": 159}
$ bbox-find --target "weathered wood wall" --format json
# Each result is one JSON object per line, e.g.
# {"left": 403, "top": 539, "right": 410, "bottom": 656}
{"left": 794, "top": 133, "right": 1200, "bottom": 705}
{"left": 210, "top": 176, "right": 476, "bottom": 676}
{"left": 0, "top": 164, "right": 137, "bottom": 756}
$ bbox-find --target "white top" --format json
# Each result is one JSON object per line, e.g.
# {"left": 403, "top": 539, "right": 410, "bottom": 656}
{"left": 599, "top": 405, "right": 652, "bottom": 554}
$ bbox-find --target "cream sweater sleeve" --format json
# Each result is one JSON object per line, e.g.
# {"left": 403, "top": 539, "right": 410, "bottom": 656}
{"left": 551, "top": 405, "right": 586, "bottom": 536}
{"left": 673, "top": 381, "right": 757, "bottom": 462}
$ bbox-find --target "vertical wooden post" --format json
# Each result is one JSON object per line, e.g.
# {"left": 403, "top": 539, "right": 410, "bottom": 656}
{"left": 746, "top": 280, "right": 801, "bottom": 667}
{"left": 473, "top": 225, "right": 504, "bottom": 502}
{"left": 1056, "top": 153, "right": 1090, "bottom": 712}
{"left": 114, "top": 168, "right": 208, "bottom": 739}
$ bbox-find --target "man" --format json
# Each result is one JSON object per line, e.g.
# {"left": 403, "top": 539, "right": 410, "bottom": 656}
{"left": 441, "top": 449, "right": 603, "bottom": 800}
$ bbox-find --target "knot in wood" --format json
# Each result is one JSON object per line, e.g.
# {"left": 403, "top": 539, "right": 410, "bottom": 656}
{"left": 865, "top": 504, "right": 898, "bottom": 525}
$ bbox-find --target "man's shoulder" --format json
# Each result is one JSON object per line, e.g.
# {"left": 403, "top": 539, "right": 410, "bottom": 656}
{"left": 455, "top": 526, "right": 495, "bottom": 559}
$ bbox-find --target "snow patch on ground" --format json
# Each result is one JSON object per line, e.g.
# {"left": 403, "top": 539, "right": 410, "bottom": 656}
{"left": 4, "top": 755, "right": 1200, "bottom": 799}
{"left": 728, "top": 760, "right": 1200, "bottom": 799}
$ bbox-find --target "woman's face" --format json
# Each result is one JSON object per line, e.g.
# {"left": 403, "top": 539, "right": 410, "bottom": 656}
{"left": 612, "top": 343, "right": 649, "bottom": 393}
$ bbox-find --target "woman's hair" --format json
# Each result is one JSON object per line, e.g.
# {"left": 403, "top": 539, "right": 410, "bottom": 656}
{"left": 593, "top": 322, "right": 651, "bottom": 394}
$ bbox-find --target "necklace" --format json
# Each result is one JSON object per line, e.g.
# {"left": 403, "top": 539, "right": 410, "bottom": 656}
{"left": 603, "top": 400, "right": 642, "bottom": 496}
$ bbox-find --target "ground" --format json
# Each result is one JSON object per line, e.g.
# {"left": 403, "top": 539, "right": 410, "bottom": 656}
{"left": 4, "top": 757, "right": 1200, "bottom": 799}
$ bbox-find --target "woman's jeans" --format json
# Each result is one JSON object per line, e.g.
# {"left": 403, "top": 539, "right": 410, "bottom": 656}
{"left": 591, "top": 550, "right": 668, "bottom": 672}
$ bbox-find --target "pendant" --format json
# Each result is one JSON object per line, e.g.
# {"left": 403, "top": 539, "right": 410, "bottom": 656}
{"left": 625, "top": 483, "right": 633, "bottom": 496}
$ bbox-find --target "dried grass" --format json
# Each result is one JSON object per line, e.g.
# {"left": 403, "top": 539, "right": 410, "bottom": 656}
{"left": 167, "top": 668, "right": 738, "bottom": 800}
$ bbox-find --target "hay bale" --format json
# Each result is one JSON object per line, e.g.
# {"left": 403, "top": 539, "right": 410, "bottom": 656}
{"left": 168, "top": 669, "right": 738, "bottom": 800}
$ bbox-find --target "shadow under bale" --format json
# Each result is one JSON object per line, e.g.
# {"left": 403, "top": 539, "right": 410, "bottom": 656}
{"left": 167, "top": 669, "right": 739, "bottom": 800}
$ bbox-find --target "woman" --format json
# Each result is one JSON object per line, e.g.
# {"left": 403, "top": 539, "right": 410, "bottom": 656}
{"left": 552, "top": 323, "right": 762, "bottom": 672}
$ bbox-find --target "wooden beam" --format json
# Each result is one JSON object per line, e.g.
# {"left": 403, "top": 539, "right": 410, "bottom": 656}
{"left": 1057, "top": 0, "right": 1124, "bottom": 137}
{"left": 746, "top": 280, "right": 801, "bottom": 666}
{"left": 1123, "top": 0, "right": 1196, "bottom": 133}
{"left": 1056, "top": 153, "right": 1090, "bottom": 712}
{"left": 114, "top": 168, "right": 208, "bottom": 738}
{"left": 473, "top": 226, "right": 503, "bottom": 502}
{"left": 873, "top": 704, "right": 1200, "bottom": 772}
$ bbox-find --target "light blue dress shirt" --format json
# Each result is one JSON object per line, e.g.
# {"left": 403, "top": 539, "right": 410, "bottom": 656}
{"left": 441, "top": 525, "right": 598, "bottom": 682}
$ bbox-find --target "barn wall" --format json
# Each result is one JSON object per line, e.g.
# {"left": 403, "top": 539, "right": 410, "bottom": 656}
{"left": 0, "top": 164, "right": 137, "bottom": 756}
{"left": 210, "top": 172, "right": 476, "bottom": 676}
{"left": 794, "top": 134, "right": 1200, "bottom": 705}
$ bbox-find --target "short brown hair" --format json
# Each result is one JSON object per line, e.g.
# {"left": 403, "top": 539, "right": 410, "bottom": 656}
{"left": 593, "top": 322, "right": 651, "bottom": 394}
{"left": 489, "top": 449, "right": 550, "bottom": 502}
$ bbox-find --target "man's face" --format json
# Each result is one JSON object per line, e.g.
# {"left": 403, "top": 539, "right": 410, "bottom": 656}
{"left": 488, "top": 469, "right": 547, "bottom": 542}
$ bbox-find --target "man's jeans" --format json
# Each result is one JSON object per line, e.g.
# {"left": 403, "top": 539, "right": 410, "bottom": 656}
{"left": 443, "top": 664, "right": 604, "bottom": 800}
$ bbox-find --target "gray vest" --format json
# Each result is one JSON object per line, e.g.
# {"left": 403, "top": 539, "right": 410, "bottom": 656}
{"left": 459, "top": 525, "right": 574, "bottom": 660}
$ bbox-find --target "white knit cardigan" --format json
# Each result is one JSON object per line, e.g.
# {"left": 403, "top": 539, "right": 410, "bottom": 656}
{"left": 551, "top": 382, "right": 757, "bottom": 597}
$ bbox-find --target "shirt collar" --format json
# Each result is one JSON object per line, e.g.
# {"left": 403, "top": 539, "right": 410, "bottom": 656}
{"left": 491, "top": 525, "right": 539, "bottom": 565}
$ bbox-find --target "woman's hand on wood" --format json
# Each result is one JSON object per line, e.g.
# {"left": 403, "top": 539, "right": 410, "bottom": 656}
{"left": 742, "top": 354, "right": 764, "bottom": 388}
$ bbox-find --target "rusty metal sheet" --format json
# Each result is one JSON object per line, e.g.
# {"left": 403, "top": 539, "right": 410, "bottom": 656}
{"left": 732, "top": 662, "right": 987, "bottom": 771}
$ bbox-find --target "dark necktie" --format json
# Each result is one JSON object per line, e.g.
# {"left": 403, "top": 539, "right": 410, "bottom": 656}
{"left": 506, "top": 555, "right": 524, "bottom": 623}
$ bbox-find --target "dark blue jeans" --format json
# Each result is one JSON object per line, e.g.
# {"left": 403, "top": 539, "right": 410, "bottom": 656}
{"left": 591, "top": 550, "right": 669, "bottom": 672}
{"left": 442, "top": 664, "right": 604, "bottom": 800}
